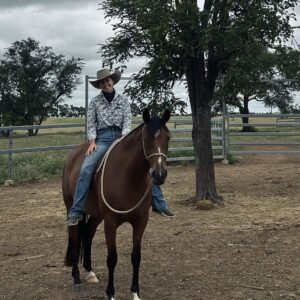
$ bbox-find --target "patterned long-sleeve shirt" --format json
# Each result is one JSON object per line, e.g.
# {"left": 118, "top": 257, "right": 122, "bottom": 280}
{"left": 87, "top": 91, "right": 131, "bottom": 140}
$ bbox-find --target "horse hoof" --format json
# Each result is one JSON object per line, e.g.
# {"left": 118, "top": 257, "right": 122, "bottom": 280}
{"left": 73, "top": 283, "right": 82, "bottom": 292}
{"left": 86, "top": 271, "right": 99, "bottom": 283}
{"left": 133, "top": 292, "right": 141, "bottom": 300}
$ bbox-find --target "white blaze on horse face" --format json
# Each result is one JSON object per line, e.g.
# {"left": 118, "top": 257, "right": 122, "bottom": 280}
{"left": 154, "top": 129, "right": 160, "bottom": 138}
{"left": 158, "top": 147, "right": 162, "bottom": 167}
{"left": 155, "top": 130, "right": 164, "bottom": 172}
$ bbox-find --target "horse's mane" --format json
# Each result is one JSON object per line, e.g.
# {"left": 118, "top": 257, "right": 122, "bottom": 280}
{"left": 129, "top": 123, "right": 144, "bottom": 136}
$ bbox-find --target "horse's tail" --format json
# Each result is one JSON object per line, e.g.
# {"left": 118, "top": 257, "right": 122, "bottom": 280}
{"left": 64, "top": 214, "right": 86, "bottom": 267}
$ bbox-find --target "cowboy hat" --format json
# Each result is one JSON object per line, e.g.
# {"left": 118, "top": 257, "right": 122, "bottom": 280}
{"left": 89, "top": 69, "right": 121, "bottom": 89}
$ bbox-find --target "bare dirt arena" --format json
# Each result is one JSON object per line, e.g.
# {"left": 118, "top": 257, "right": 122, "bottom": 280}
{"left": 1, "top": 155, "right": 300, "bottom": 300}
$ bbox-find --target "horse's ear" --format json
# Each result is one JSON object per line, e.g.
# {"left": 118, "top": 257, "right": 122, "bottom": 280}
{"left": 143, "top": 109, "right": 151, "bottom": 124}
{"left": 161, "top": 109, "right": 170, "bottom": 123}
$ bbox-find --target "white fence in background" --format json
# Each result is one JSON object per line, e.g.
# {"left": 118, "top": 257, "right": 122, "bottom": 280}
{"left": 0, "top": 118, "right": 225, "bottom": 180}
{"left": 1, "top": 113, "right": 300, "bottom": 181}
{"left": 227, "top": 114, "right": 300, "bottom": 155}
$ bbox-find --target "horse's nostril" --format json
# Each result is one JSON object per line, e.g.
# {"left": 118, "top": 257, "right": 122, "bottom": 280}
{"left": 152, "top": 170, "right": 161, "bottom": 177}
{"left": 151, "top": 169, "right": 167, "bottom": 185}
{"left": 152, "top": 170, "right": 159, "bottom": 179}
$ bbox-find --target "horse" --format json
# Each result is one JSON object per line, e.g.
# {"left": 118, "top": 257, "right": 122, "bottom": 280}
{"left": 62, "top": 109, "right": 171, "bottom": 300}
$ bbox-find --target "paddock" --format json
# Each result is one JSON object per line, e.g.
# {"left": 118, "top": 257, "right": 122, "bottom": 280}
{"left": 1, "top": 155, "right": 300, "bottom": 300}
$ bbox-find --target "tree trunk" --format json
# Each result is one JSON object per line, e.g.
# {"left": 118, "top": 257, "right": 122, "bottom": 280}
{"left": 28, "top": 129, "right": 37, "bottom": 136}
{"left": 27, "top": 116, "right": 45, "bottom": 136}
{"left": 186, "top": 59, "right": 223, "bottom": 204}
{"left": 240, "top": 95, "right": 255, "bottom": 132}
{"left": 0, "top": 130, "right": 9, "bottom": 137}
{"left": 192, "top": 106, "right": 223, "bottom": 203}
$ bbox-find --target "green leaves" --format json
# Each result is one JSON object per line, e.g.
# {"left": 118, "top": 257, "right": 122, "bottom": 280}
{"left": 213, "top": 43, "right": 300, "bottom": 114}
{"left": 0, "top": 37, "right": 84, "bottom": 128}
{"left": 100, "top": 0, "right": 298, "bottom": 114}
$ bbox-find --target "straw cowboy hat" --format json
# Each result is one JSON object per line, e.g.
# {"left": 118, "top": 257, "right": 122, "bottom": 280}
{"left": 89, "top": 69, "right": 121, "bottom": 89}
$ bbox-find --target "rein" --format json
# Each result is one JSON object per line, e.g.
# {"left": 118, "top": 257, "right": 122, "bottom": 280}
{"left": 97, "top": 125, "right": 167, "bottom": 214}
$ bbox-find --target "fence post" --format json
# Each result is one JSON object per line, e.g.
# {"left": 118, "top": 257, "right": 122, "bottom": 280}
{"left": 4, "top": 127, "right": 14, "bottom": 186}
{"left": 85, "top": 75, "right": 89, "bottom": 142}
{"left": 226, "top": 113, "right": 230, "bottom": 158}
{"left": 221, "top": 101, "right": 228, "bottom": 164}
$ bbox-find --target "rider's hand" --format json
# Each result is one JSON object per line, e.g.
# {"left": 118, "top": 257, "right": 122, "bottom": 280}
{"left": 86, "top": 139, "right": 97, "bottom": 156}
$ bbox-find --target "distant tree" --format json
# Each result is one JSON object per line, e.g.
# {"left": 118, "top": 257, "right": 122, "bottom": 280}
{"left": 48, "top": 106, "right": 59, "bottom": 117}
{"left": 46, "top": 104, "right": 85, "bottom": 118}
{"left": 100, "top": 0, "right": 298, "bottom": 204}
{"left": 57, "top": 104, "right": 70, "bottom": 117}
{"left": 67, "top": 105, "right": 83, "bottom": 117}
{"left": 54, "top": 104, "right": 85, "bottom": 117}
{"left": 0, "top": 37, "right": 84, "bottom": 135}
{"left": 212, "top": 45, "right": 300, "bottom": 131}
{"left": 291, "top": 104, "right": 300, "bottom": 113}
{"left": 74, "top": 106, "right": 86, "bottom": 117}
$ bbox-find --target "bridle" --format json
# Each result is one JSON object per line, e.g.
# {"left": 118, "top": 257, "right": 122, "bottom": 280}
{"left": 98, "top": 124, "right": 168, "bottom": 214}
{"left": 142, "top": 125, "right": 168, "bottom": 161}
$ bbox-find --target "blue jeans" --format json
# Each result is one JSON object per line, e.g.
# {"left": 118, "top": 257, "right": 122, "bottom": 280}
{"left": 152, "top": 184, "right": 168, "bottom": 212}
{"left": 68, "top": 127, "right": 122, "bottom": 219}
{"left": 68, "top": 127, "right": 168, "bottom": 219}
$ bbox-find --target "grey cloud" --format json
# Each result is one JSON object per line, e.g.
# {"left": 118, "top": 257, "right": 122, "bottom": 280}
{"left": 0, "top": 0, "right": 299, "bottom": 110}
{"left": 0, "top": 4, "right": 110, "bottom": 61}
{"left": 0, "top": 0, "right": 99, "bottom": 9}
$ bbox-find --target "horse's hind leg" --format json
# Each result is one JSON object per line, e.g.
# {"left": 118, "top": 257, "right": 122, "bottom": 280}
{"left": 83, "top": 216, "right": 102, "bottom": 283}
{"left": 131, "top": 219, "right": 148, "bottom": 300}
{"left": 104, "top": 219, "right": 118, "bottom": 300}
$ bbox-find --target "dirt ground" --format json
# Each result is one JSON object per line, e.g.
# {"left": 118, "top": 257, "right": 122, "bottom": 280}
{"left": 0, "top": 155, "right": 300, "bottom": 300}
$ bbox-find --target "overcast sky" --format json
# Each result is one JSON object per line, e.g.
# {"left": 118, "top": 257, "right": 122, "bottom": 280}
{"left": 0, "top": 0, "right": 299, "bottom": 112}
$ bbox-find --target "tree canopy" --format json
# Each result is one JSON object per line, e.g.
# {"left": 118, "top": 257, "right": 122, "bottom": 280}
{"left": 212, "top": 44, "right": 300, "bottom": 127}
{"left": 101, "top": 0, "right": 298, "bottom": 92}
{"left": 100, "top": 0, "right": 299, "bottom": 204}
{"left": 0, "top": 37, "right": 84, "bottom": 134}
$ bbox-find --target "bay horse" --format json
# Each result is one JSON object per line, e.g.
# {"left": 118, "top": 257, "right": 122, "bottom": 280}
{"left": 62, "top": 109, "right": 170, "bottom": 299}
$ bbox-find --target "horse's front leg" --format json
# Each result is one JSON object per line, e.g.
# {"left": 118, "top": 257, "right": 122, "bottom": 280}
{"left": 131, "top": 245, "right": 141, "bottom": 300}
{"left": 104, "top": 219, "right": 118, "bottom": 300}
{"left": 131, "top": 218, "right": 148, "bottom": 300}
{"left": 68, "top": 225, "right": 82, "bottom": 291}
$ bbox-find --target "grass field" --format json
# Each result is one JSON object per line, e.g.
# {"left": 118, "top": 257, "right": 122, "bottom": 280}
{"left": 0, "top": 115, "right": 299, "bottom": 183}
{"left": 0, "top": 117, "right": 197, "bottom": 182}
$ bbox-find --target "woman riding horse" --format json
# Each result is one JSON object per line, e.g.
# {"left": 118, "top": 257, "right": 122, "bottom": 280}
{"left": 67, "top": 68, "right": 172, "bottom": 226}
{"left": 62, "top": 68, "right": 171, "bottom": 299}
